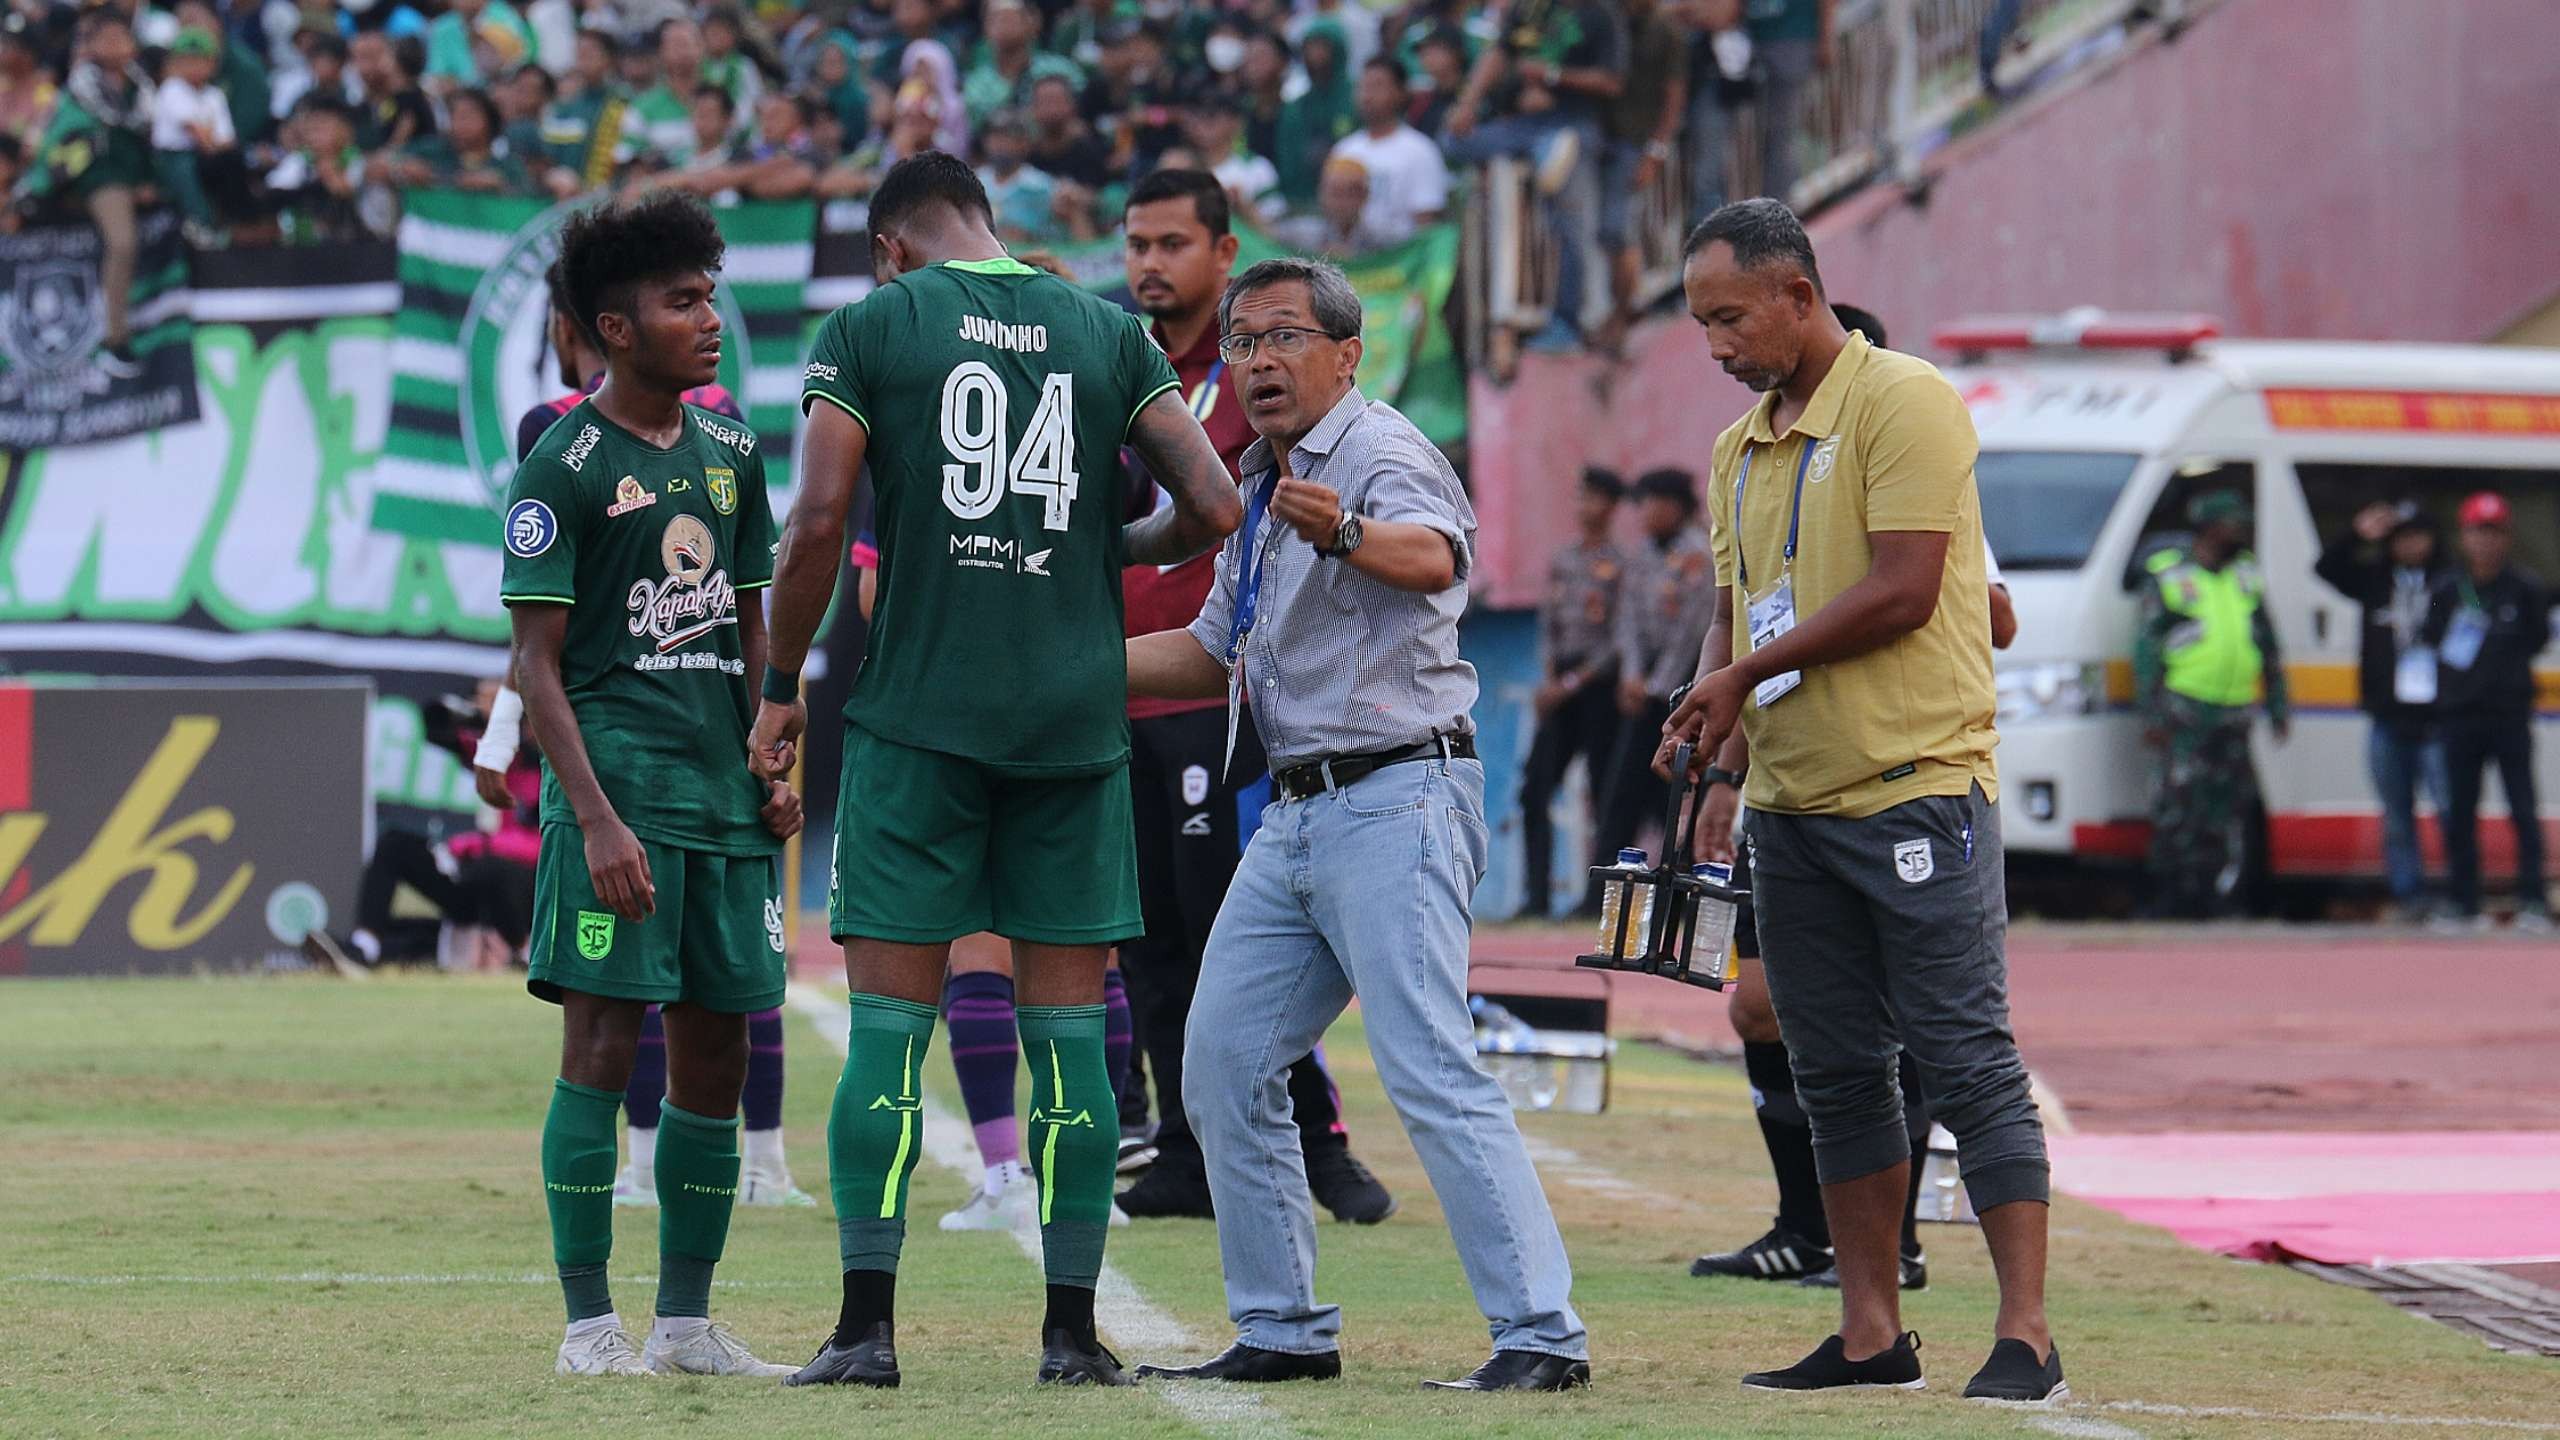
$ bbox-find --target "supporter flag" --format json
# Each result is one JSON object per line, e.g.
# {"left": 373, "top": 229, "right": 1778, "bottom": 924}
{"left": 0, "top": 209, "right": 196, "bottom": 448}
{"left": 372, "top": 189, "right": 815, "bottom": 546}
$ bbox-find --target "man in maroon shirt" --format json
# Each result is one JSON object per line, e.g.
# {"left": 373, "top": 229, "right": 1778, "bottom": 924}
{"left": 1113, "top": 169, "right": 1393, "bottom": 1224}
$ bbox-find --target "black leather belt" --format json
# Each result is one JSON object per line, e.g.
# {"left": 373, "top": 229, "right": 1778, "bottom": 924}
{"left": 1273, "top": 734, "right": 1477, "bottom": 801}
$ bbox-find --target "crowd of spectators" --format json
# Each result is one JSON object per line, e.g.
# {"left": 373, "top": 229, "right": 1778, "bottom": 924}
{"left": 0, "top": 0, "right": 1833, "bottom": 362}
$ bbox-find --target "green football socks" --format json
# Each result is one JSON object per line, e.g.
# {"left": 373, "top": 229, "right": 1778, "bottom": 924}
{"left": 653, "top": 1101, "right": 741, "bottom": 1318}
{"left": 830, "top": 993, "right": 939, "bottom": 1274}
{"left": 542, "top": 1077, "right": 621, "bottom": 1323}
{"left": 1019, "top": 1004, "right": 1114, "bottom": 1290}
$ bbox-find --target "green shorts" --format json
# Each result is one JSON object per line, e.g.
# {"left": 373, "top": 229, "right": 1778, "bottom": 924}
{"left": 527, "top": 823, "right": 786, "bottom": 1012}
{"left": 829, "top": 724, "right": 1140, "bottom": 946}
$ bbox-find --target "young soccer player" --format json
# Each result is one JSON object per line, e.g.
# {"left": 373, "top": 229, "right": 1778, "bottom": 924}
{"left": 749, "top": 152, "right": 1241, "bottom": 1388}
{"left": 503, "top": 191, "right": 803, "bottom": 1379}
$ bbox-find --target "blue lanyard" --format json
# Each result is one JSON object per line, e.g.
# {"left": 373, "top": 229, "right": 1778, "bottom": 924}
{"left": 1733, "top": 438, "right": 1817, "bottom": 591}
{"left": 1223, "top": 465, "right": 1280, "bottom": 664}
{"left": 1191, "top": 361, "right": 1225, "bottom": 421}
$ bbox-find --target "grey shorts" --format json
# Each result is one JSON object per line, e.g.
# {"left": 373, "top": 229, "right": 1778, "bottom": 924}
{"left": 1743, "top": 782, "right": 2049, "bottom": 1211}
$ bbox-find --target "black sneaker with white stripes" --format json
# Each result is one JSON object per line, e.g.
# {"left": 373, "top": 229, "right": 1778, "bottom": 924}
{"left": 1962, "top": 1338, "right": 2068, "bottom": 1405}
{"left": 1798, "top": 1246, "right": 1928, "bottom": 1291}
{"left": 1689, "top": 1226, "right": 1830, "bottom": 1281}
{"left": 1741, "top": 1332, "right": 1925, "bottom": 1393}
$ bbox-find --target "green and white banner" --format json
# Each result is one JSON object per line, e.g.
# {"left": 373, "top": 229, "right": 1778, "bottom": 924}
{"left": 372, "top": 191, "right": 816, "bottom": 547}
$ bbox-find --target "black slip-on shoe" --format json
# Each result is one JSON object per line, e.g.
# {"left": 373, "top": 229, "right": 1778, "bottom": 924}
{"left": 784, "top": 1321, "right": 899, "bottom": 1388}
{"left": 1116, "top": 1160, "right": 1215, "bottom": 1219}
{"left": 1741, "top": 1332, "right": 1924, "bottom": 1392}
{"left": 1962, "top": 1339, "right": 2068, "bottom": 1406}
{"left": 1133, "top": 1342, "right": 1341, "bottom": 1383}
{"left": 1421, "top": 1350, "right": 1592, "bottom": 1392}
{"left": 1037, "top": 1329, "right": 1134, "bottom": 1386}
{"left": 1690, "top": 1226, "right": 1832, "bottom": 1281}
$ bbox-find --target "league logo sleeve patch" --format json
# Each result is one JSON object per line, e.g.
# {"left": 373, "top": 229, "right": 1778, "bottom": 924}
{"left": 506, "top": 499, "right": 558, "bottom": 557}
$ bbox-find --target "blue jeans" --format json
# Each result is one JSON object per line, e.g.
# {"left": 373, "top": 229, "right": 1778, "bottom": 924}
{"left": 2367, "top": 720, "right": 2448, "bottom": 904}
{"left": 1441, "top": 112, "right": 1596, "bottom": 336}
{"left": 1184, "top": 757, "right": 1588, "bottom": 1359}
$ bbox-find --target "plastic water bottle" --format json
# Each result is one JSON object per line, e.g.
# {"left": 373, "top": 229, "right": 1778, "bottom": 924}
{"left": 1595, "top": 847, "right": 1654, "bottom": 960}
{"left": 1692, "top": 861, "right": 1739, "bottom": 984}
{"left": 1469, "top": 996, "right": 1561, "bottom": 1110}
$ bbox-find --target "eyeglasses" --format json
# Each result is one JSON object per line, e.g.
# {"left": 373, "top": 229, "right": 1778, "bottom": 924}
{"left": 1217, "top": 326, "right": 1342, "bottom": 364}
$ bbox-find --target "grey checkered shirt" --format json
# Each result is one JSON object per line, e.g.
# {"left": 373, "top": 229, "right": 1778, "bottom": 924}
{"left": 1188, "top": 387, "right": 1479, "bottom": 771}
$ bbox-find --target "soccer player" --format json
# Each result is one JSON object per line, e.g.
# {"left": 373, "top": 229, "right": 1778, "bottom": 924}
{"left": 501, "top": 191, "right": 802, "bottom": 1379}
{"left": 750, "top": 152, "right": 1240, "bottom": 1388}
{"left": 507, "top": 256, "right": 814, "bottom": 1212}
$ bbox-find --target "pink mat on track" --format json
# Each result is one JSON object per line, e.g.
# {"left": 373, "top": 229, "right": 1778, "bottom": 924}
{"left": 2049, "top": 1131, "right": 2560, "bottom": 1266}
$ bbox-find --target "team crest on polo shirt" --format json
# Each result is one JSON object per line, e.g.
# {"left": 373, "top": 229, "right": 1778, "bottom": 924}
{"left": 1808, "top": 435, "right": 1843, "bottom": 483}
{"left": 1893, "top": 838, "right": 1933, "bottom": 884}
{"left": 1182, "top": 765, "right": 1210, "bottom": 806}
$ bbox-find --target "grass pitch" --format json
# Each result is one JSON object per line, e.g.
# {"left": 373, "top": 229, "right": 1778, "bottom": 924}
{"left": 5, "top": 972, "right": 2557, "bottom": 1438}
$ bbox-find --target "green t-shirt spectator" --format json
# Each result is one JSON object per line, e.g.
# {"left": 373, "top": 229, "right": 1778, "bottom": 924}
{"left": 960, "top": 47, "right": 1081, "bottom": 129}
{"left": 404, "top": 132, "right": 533, "bottom": 191}
{"left": 978, "top": 161, "right": 1060, "bottom": 244}
{"left": 427, "top": 1, "right": 536, "bottom": 88}
{"left": 630, "top": 83, "right": 707, "bottom": 164}
{"left": 538, "top": 87, "right": 633, "bottom": 184}
{"left": 1745, "top": 0, "right": 1822, "bottom": 44}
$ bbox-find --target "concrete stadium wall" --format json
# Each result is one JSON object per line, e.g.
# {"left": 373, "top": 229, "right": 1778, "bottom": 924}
{"left": 1467, "top": 0, "right": 2560, "bottom": 607}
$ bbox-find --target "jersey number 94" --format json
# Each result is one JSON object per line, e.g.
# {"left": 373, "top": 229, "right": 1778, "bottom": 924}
{"left": 940, "top": 362, "right": 1080, "bottom": 531}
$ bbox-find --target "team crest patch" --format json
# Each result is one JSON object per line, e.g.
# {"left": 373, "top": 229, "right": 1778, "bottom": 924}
{"left": 576, "top": 909, "right": 615, "bottom": 959}
{"left": 505, "top": 499, "right": 557, "bottom": 557}
{"left": 661, "top": 514, "right": 716, "bottom": 584}
{"left": 1182, "top": 765, "right": 1210, "bottom": 806}
{"left": 1808, "top": 434, "right": 1843, "bottom": 483}
{"left": 607, "top": 476, "right": 657, "bottom": 517}
{"left": 706, "top": 466, "right": 737, "bottom": 515}
{"left": 1893, "top": 839, "right": 1934, "bottom": 885}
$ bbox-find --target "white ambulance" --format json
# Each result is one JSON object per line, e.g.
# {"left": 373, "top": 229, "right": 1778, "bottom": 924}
{"left": 1938, "top": 309, "right": 2560, "bottom": 893}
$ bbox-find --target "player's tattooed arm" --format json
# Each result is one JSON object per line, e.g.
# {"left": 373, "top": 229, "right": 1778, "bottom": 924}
{"left": 1122, "top": 388, "right": 1244, "bottom": 567}
{"left": 512, "top": 604, "right": 655, "bottom": 920}
{"left": 752, "top": 400, "right": 870, "bottom": 778}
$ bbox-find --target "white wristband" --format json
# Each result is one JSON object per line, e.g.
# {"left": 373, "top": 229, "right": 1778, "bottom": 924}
{"left": 473, "top": 685, "right": 524, "bottom": 771}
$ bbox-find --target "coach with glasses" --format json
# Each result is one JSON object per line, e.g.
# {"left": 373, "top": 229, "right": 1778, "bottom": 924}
{"left": 1123, "top": 257, "right": 1590, "bottom": 1394}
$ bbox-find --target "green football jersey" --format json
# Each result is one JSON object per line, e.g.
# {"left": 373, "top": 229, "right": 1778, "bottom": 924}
{"left": 500, "top": 398, "right": 780, "bottom": 855}
{"left": 802, "top": 257, "right": 1181, "bottom": 775}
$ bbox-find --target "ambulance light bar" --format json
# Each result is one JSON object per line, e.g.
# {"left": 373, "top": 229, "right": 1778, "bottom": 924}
{"left": 1936, "top": 308, "right": 2221, "bottom": 360}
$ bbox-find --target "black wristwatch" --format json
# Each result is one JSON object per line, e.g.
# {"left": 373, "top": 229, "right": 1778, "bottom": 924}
{"left": 1702, "top": 765, "right": 1746, "bottom": 792}
{"left": 1320, "top": 512, "right": 1364, "bottom": 558}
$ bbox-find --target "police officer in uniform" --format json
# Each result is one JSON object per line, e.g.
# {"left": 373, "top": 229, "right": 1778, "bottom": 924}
{"left": 1518, "top": 468, "right": 1627, "bottom": 917}
{"left": 2134, "top": 491, "right": 2289, "bottom": 918}
{"left": 1590, "top": 467, "right": 1716, "bottom": 904}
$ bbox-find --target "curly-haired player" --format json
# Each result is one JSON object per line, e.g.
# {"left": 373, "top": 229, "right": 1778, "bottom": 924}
{"left": 500, "top": 191, "right": 804, "bottom": 1380}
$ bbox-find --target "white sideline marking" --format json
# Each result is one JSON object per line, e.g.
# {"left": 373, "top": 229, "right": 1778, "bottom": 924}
{"left": 2099, "top": 1400, "right": 2560, "bottom": 1432}
{"left": 1518, "top": 1132, "right": 1667, "bottom": 1204}
{"left": 788, "top": 983, "right": 1294, "bottom": 1439}
{"left": 2030, "top": 1418, "right": 2142, "bottom": 1439}
{"left": 7, "top": 1272, "right": 809, "bottom": 1289}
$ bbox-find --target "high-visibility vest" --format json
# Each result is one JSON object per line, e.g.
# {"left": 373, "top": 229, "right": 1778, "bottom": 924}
{"left": 2150, "top": 549, "right": 2266, "bottom": 707}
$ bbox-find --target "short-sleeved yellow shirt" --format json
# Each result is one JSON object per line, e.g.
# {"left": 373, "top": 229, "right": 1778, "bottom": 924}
{"left": 1705, "top": 333, "right": 1998, "bottom": 818}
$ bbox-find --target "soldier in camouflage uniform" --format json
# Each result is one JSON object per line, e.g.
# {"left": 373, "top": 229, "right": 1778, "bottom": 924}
{"left": 1519, "top": 468, "right": 1627, "bottom": 917}
{"left": 2133, "top": 491, "right": 2289, "bottom": 918}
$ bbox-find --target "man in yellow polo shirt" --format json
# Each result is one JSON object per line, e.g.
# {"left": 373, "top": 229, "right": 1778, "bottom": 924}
{"left": 1662, "top": 199, "right": 2063, "bottom": 1405}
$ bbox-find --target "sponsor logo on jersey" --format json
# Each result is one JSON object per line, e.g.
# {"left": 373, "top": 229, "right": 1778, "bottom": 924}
{"left": 505, "top": 499, "right": 557, "bottom": 557}
{"left": 958, "top": 315, "right": 1049, "bottom": 353}
{"left": 665, "top": 475, "right": 691, "bottom": 493}
{"left": 804, "top": 361, "right": 839, "bottom": 383}
{"left": 949, "top": 533, "right": 1017, "bottom": 571}
{"left": 1018, "top": 548, "right": 1052, "bottom": 577}
{"left": 1180, "top": 812, "right": 1212, "bottom": 836}
{"left": 627, "top": 513, "right": 738, "bottom": 654}
{"left": 696, "top": 415, "right": 755, "bottom": 454}
{"left": 706, "top": 466, "right": 737, "bottom": 515}
{"left": 763, "top": 895, "right": 785, "bottom": 954}
{"left": 606, "top": 475, "right": 657, "bottom": 517}
{"left": 559, "top": 422, "right": 602, "bottom": 472}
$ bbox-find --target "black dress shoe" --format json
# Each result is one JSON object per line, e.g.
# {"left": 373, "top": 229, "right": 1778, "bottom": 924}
{"left": 1037, "top": 1328, "right": 1134, "bottom": 1386}
{"left": 1422, "top": 1350, "right": 1592, "bottom": 1392}
{"left": 1117, "top": 1159, "right": 1216, "bottom": 1219}
{"left": 1134, "top": 1342, "right": 1342, "bottom": 1383}
{"left": 784, "top": 1321, "right": 899, "bottom": 1387}
{"left": 1306, "top": 1142, "right": 1398, "bottom": 1224}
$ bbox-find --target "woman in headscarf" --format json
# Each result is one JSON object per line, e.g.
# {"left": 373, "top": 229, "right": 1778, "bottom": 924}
{"left": 896, "top": 27, "right": 965, "bottom": 154}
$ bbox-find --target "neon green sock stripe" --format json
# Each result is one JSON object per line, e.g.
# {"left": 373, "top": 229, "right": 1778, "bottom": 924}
{"left": 879, "top": 1035, "right": 915, "bottom": 1219}
{"left": 832, "top": 995, "right": 937, "bottom": 1273}
{"left": 1017, "top": 1006, "right": 1112, "bottom": 1287}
